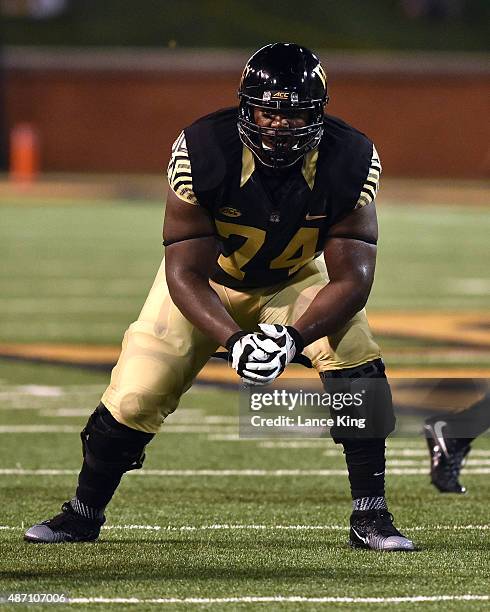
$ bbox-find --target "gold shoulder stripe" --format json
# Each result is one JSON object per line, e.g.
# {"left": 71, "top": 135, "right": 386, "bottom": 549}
{"left": 356, "top": 144, "right": 382, "bottom": 209}
{"left": 167, "top": 132, "right": 198, "bottom": 206}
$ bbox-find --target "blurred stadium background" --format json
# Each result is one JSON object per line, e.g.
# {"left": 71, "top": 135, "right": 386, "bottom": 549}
{"left": 0, "top": 1, "right": 489, "bottom": 607}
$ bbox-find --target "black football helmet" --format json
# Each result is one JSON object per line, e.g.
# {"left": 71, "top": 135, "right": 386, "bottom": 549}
{"left": 238, "top": 43, "right": 329, "bottom": 168}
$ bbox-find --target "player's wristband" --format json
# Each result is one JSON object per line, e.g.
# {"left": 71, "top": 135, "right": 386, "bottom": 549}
{"left": 286, "top": 326, "right": 305, "bottom": 354}
{"left": 225, "top": 331, "right": 248, "bottom": 351}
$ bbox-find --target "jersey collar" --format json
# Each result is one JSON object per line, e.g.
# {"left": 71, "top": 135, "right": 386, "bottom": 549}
{"left": 240, "top": 145, "right": 318, "bottom": 190}
{"left": 240, "top": 146, "right": 255, "bottom": 187}
{"left": 301, "top": 148, "right": 319, "bottom": 190}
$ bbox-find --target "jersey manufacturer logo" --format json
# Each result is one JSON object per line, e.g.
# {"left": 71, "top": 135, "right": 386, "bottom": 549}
{"left": 219, "top": 207, "right": 242, "bottom": 218}
{"left": 305, "top": 213, "right": 327, "bottom": 221}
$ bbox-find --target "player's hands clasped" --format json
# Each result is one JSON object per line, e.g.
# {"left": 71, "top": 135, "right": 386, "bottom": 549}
{"left": 226, "top": 324, "right": 304, "bottom": 386}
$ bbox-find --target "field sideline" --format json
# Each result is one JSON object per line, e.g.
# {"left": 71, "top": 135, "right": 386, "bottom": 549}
{"left": 1, "top": 186, "right": 489, "bottom": 609}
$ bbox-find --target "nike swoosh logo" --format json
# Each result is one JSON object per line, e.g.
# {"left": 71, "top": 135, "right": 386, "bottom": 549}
{"left": 433, "top": 420, "right": 449, "bottom": 458}
{"left": 305, "top": 213, "right": 327, "bottom": 221}
{"left": 373, "top": 471, "right": 385, "bottom": 476}
{"left": 351, "top": 527, "right": 369, "bottom": 544}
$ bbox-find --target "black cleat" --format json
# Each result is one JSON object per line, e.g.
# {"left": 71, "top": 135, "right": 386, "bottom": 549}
{"left": 424, "top": 419, "right": 471, "bottom": 494}
{"left": 349, "top": 510, "right": 415, "bottom": 551}
{"left": 24, "top": 502, "right": 105, "bottom": 543}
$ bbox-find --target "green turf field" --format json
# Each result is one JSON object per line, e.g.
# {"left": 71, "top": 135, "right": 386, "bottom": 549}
{"left": 0, "top": 361, "right": 489, "bottom": 611}
{"left": 1, "top": 200, "right": 489, "bottom": 346}
{"left": 1, "top": 196, "right": 489, "bottom": 609}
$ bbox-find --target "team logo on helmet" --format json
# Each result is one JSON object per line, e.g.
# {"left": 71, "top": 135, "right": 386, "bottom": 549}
{"left": 271, "top": 91, "right": 290, "bottom": 100}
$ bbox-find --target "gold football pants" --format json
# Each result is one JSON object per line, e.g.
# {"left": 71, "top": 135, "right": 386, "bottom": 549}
{"left": 101, "top": 258, "right": 382, "bottom": 432}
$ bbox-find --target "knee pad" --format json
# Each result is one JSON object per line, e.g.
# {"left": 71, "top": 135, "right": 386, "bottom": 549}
{"left": 320, "top": 359, "right": 395, "bottom": 442}
{"left": 80, "top": 404, "right": 154, "bottom": 477}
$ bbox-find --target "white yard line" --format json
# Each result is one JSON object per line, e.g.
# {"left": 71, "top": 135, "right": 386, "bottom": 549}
{"left": 2, "top": 523, "right": 489, "bottom": 533}
{"left": 379, "top": 459, "right": 490, "bottom": 466}
{"left": 1, "top": 468, "right": 489, "bottom": 476}
{"left": 207, "top": 434, "right": 250, "bottom": 441}
{"left": 386, "top": 449, "right": 490, "bottom": 457}
{"left": 0, "top": 426, "right": 488, "bottom": 447}
{"left": 0, "top": 425, "right": 236, "bottom": 434}
{"left": 0, "top": 426, "right": 80, "bottom": 433}
{"left": 79, "top": 523, "right": 490, "bottom": 533}
{"left": 0, "top": 384, "right": 105, "bottom": 394}
{"left": 448, "top": 278, "right": 490, "bottom": 295}
{"left": 217, "top": 439, "right": 490, "bottom": 453}
{"left": 0, "top": 405, "right": 98, "bottom": 411}
{"left": 0, "top": 298, "right": 136, "bottom": 312}
{"left": 258, "top": 440, "right": 343, "bottom": 448}
{"left": 38, "top": 409, "right": 236, "bottom": 424}
{"left": 66, "top": 595, "right": 490, "bottom": 605}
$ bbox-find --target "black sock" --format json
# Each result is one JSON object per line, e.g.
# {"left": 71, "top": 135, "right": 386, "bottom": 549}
{"left": 75, "top": 461, "right": 123, "bottom": 510}
{"left": 341, "top": 438, "right": 386, "bottom": 500}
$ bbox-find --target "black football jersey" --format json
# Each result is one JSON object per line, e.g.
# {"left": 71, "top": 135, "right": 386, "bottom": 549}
{"left": 167, "top": 107, "right": 380, "bottom": 289}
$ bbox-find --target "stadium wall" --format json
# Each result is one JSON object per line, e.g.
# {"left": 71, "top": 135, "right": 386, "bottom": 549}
{"left": 4, "top": 48, "right": 490, "bottom": 178}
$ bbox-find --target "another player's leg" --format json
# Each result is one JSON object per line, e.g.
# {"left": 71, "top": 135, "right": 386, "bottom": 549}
{"left": 424, "top": 392, "right": 490, "bottom": 494}
{"left": 25, "top": 259, "right": 219, "bottom": 543}
{"left": 260, "top": 261, "right": 414, "bottom": 551}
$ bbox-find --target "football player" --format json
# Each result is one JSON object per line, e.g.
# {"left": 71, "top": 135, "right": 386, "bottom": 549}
{"left": 424, "top": 392, "right": 489, "bottom": 494}
{"left": 25, "top": 43, "right": 414, "bottom": 551}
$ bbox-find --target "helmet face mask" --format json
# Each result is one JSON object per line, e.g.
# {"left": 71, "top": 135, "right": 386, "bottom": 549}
{"left": 238, "top": 101, "right": 324, "bottom": 168}
{"left": 238, "top": 43, "right": 329, "bottom": 169}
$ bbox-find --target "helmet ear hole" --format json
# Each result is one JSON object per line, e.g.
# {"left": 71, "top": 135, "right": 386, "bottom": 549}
{"left": 237, "top": 43, "right": 327, "bottom": 168}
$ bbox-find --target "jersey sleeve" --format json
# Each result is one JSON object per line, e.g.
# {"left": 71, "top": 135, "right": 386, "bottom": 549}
{"left": 356, "top": 144, "right": 382, "bottom": 209}
{"left": 166, "top": 131, "right": 199, "bottom": 205}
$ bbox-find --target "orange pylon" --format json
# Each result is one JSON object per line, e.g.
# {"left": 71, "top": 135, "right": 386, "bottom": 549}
{"left": 9, "top": 123, "right": 40, "bottom": 182}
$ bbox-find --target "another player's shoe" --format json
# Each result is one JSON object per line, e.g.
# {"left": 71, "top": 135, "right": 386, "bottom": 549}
{"left": 424, "top": 419, "right": 471, "bottom": 494}
{"left": 24, "top": 502, "right": 105, "bottom": 543}
{"left": 349, "top": 510, "right": 415, "bottom": 551}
